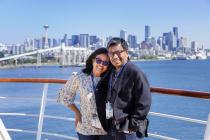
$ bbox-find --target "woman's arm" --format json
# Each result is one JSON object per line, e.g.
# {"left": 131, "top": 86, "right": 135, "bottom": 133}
{"left": 57, "top": 73, "right": 81, "bottom": 127}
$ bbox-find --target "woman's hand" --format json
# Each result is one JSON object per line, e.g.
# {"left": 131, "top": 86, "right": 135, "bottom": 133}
{"left": 68, "top": 104, "right": 81, "bottom": 128}
{"left": 75, "top": 112, "right": 82, "bottom": 127}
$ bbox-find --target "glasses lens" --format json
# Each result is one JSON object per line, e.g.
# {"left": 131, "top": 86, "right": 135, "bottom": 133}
{"left": 95, "top": 58, "right": 109, "bottom": 66}
{"left": 108, "top": 50, "right": 125, "bottom": 57}
{"left": 95, "top": 58, "right": 102, "bottom": 64}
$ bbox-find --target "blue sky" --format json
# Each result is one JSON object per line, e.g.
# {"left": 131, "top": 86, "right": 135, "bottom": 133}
{"left": 0, "top": 0, "right": 210, "bottom": 48}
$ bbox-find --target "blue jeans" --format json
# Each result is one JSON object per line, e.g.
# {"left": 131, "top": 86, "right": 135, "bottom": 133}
{"left": 77, "top": 132, "right": 114, "bottom": 140}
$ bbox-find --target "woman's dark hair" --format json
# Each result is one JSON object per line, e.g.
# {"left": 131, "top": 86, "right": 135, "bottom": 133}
{"left": 107, "top": 37, "right": 128, "bottom": 50}
{"left": 82, "top": 47, "right": 108, "bottom": 75}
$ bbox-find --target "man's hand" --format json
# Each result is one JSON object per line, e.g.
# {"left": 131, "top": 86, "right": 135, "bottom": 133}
{"left": 128, "top": 128, "right": 134, "bottom": 133}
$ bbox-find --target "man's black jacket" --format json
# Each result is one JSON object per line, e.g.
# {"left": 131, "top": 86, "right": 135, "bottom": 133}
{"left": 95, "top": 62, "right": 151, "bottom": 137}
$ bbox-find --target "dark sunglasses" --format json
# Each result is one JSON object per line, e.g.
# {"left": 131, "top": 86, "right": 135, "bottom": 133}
{"left": 95, "top": 58, "right": 109, "bottom": 66}
{"left": 108, "top": 50, "right": 125, "bottom": 57}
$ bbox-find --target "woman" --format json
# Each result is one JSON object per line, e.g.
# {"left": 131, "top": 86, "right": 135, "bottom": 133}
{"left": 57, "top": 48, "right": 113, "bottom": 140}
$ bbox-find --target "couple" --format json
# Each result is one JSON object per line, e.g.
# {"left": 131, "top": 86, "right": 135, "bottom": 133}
{"left": 58, "top": 37, "right": 151, "bottom": 140}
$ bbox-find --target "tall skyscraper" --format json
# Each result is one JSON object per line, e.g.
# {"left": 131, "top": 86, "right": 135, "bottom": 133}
{"left": 79, "top": 34, "right": 89, "bottom": 48}
{"left": 169, "top": 31, "right": 177, "bottom": 51}
{"left": 120, "top": 30, "right": 127, "bottom": 41}
{"left": 157, "top": 37, "right": 163, "bottom": 50}
{"left": 72, "top": 35, "right": 79, "bottom": 46}
{"left": 145, "top": 25, "right": 151, "bottom": 42}
{"left": 173, "top": 27, "right": 178, "bottom": 38}
{"left": 62, "top": 34, "right": 68, "bottom": 46}
{"left": 162, "top": 33, "right": 170, "bottom": 50}
{"left": 151, "top": 37, "right": 156, "bottom": 48}
{"left": 52, "top": 39, "right": 58, "bottom": 47}
{"left": 34, "top": 39, "right": 41, "bottom": 49}
{"left": 89, "top": 35, "right": 98, "bottom": 45}
{"left": 127, "top": 35, "right": 137, "bottom": 48}
{"left": 173, "top": 27, "right": 179, "bottom": 48}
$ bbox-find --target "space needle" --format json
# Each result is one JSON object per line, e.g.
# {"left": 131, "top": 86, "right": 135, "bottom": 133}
{"left": 43, "top": 25, "right": 49, "bottom": 48}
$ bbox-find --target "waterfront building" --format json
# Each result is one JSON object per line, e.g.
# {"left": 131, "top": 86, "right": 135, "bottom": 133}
{"left": 19, "top": 44, "right": 26, "bottom": 54}
{"left": 179, "top": 37, "right": 188, "bottom": 48}
{"left": 177, "top": 37, "right": 188, "bottom": 53}
{"left": 191, "top": 41, "right": 198, "bottom": 53}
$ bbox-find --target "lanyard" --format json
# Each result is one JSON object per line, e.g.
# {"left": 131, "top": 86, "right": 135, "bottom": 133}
{"left": 107, "top": 62, "right": 127, "bottom": 101}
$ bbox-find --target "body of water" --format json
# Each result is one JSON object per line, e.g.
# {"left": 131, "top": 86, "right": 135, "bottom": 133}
{"left": 0, "top": 59, "right": 210, "bottom": 140}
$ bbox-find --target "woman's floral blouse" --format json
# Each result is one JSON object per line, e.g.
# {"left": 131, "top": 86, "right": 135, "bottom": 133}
{"left": 57, "top": 72, "right": 107, "bottom": 135}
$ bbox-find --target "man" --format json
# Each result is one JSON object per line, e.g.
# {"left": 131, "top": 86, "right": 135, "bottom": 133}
{"left": 95, "top": 37, "right": 151, "bottom": 140}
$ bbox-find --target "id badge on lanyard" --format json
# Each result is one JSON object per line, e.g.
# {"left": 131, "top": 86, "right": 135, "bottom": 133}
{"left": 106, "top": 101, "right": 113, "bottom": 119}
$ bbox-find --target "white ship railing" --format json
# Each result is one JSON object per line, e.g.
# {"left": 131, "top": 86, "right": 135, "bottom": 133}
{"left": 0, "top": 78, "right": 210, "bottom": 140}
{"left": 0, "top": 118, "right": 12, "bottom": 140}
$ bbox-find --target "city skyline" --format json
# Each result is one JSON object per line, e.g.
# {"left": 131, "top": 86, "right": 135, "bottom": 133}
{"left": 0, "top": 0, "right": 210, "bottom": 48}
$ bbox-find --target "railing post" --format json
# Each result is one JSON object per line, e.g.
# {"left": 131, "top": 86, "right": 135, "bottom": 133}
{"left": 204, "top": 113, "right": 210, "bottom": 140}
{"left": 36, "top": 83, "right": 48, "bottom": 140}
{"left": 0, "top": 118, "right": 11, "bottom": 140}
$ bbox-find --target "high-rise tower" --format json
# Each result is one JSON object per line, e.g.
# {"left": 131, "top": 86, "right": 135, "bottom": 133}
{"left": 145, "top": 25, "right": 151, "bottom": 42}
{"left": 43, "top": 25, "right": 49, "bottom": 48}
{"left": 173, "top": 27, "right": 178, "bottom": 38}
{"left": 120, "top": 30, "right": 127, "bottom": 41}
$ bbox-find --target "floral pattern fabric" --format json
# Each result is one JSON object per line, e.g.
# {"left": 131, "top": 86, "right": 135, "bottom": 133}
{"left": 57, "top": 72, "right": 107, "bottom": 135}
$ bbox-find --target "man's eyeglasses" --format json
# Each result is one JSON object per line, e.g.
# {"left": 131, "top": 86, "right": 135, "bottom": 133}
{"left": 95, "top": 58, "right": 109, "bottom": 66}
{"left": 108, "top": 50, "right": 125, "bottom": 57}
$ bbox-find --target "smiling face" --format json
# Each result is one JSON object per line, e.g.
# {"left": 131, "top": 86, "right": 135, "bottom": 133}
{"left": 108, "top": 44, "right": 128, "bottom": 71}
{"left": 92, "top": 53, "right": 109, "bottom": 77}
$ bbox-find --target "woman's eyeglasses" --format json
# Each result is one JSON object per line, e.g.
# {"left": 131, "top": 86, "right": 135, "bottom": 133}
{"left": 95, "top": 58, "right": 109, "bottom": 66}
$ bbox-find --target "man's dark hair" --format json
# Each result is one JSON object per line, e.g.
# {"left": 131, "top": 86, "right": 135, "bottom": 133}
{"left": 107, "top": 37, "right": 128, "bottom": 50}
{"left": 82, "top": 47, "right": 108, "bottom": 75}
{"left": 106, "top": 37, "right": 130, "bottom": 60}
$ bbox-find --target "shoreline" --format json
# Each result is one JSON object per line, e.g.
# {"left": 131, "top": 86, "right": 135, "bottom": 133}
{"left": 131, "top": 58, "right": 172, "bottom": 62}
{"left": 1, "top": 58, "right": 209, "bottom": 69}
{"left": 0, "top": 63, "right": 82, "bottom": 69}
